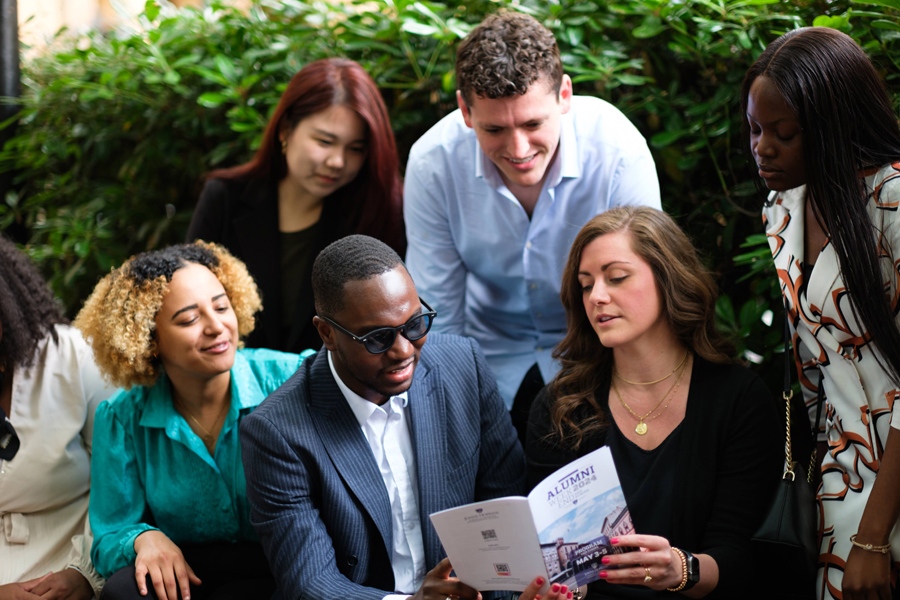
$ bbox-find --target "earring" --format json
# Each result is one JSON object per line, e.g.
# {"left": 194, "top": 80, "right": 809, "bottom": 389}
{"left": 281, "top": 139, "right": 287, "bottom": 154}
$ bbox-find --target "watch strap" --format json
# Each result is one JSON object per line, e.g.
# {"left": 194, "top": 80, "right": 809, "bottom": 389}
{"left": 681, "top": 549, "right": 700, "bottom": 591}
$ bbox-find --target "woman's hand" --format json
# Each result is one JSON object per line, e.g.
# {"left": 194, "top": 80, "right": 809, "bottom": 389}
{"left": 518, "top": 578, "right": 573, "bottom": 600}
{"left": 596, "top": 535, "right": 682, "bottom": 591}
{"left": 0, "top": 581, "right": 42, "bottom": 600}
{"left": 842, "top": 545, "right": 891, "bottom": 600}
{"left": 133, "top": 530, "right": 201, "bottom": 600}
{"left": 17, "top": 569, "right": 92, "bottom": 600}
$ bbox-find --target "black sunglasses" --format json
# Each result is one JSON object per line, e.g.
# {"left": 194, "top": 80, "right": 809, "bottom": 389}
{"left": 321, "top": 298, "right": 437, "bottom": 354}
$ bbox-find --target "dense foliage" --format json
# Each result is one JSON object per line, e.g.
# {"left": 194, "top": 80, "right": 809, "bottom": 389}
{"left": 1, "top": 0, "right": 898, "bottom": 382}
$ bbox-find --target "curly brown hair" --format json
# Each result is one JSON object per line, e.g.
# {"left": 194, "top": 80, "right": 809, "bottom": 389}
{"left": 456, "top": 11, "right": 563, "bottom": 106}
{"left": 549, "top": 207, "right": 735, "bottom": 449}
{"left": 0, "top": 235, "right": 68, "bottom": 371}
{"left": 74, "top": 241, "right": 261, "bottom": 389}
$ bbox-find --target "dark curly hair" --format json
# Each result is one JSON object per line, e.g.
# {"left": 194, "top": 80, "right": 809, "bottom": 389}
{"left": 456, "top": 11, "right": 563, "bottom": 106}
{"left": 0, "top": 235, "right": 68, "bottom": 371}
{"left": 312, "top": 235, "right": 404, "bottom": 319}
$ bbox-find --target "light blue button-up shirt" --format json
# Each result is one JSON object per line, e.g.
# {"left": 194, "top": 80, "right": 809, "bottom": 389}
{"left": 90, "top": 347, "right": 313, "bottom": 578}
{"left": 404, "top": 96, "right": 661, "bottom": 405}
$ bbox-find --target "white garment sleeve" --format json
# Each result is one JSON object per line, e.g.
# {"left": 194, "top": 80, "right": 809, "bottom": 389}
{"left": 881, "top": 174, "right": 900, "bottom": 431}
{"left": 65, "top": 337, "right": 116, "bottom": 596}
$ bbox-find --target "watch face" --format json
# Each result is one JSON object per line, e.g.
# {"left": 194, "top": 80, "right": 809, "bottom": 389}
{"left": 687, "top": 554, "right": 701, "bottom": 583}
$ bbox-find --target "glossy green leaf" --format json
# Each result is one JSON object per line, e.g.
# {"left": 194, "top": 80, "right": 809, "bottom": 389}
{"left": 650, "top": 130, "right": 687, "bottom": 147}
{"left": 401, "top": 20, "right": 441, "bottom": 36}
{"left": 852, "top": 0, "right": 900, "bottom": 10}
{"left": 197, "top": 92, "right": 229, "bottom": 108}
{"left": 144, "top": 0, "right": 160, "bottom": 22}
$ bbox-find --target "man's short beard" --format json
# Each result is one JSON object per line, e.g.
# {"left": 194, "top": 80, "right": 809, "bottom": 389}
{"left": 333, "top": 345, "right": 413, "bottom": 403}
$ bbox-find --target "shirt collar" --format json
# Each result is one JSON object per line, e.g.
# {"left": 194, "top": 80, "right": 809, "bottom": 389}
{"left": 327, "top": 351, "right": 408, "bottom": 428}
{"left": 138, "top": 351, "right": 254, "bottom": 429}
{"left": 474, "top": 108, "right": 580, "bottom": 189}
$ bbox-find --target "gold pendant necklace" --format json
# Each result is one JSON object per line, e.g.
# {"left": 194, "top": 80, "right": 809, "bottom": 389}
{"left": 613, "top": 356, "right": 689, "bottom": 435}
{"left": 175, "top": 398, "right": 229, "bottom": 448}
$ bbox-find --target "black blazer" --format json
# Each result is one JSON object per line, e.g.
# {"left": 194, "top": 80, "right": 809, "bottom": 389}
{"left": 186, "top": 177, "right": 342, "bottom": 354}
{"left": 526, "top": 357, "right": 782, "bottom": 599}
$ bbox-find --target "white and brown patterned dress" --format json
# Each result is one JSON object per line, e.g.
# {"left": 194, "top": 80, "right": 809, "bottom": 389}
{"left": 763, "top": 161, "right": 900, "bottom": 599}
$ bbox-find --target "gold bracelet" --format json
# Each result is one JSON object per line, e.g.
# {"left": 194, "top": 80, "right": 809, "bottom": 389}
{"left": 850, "top": 534, "right": 891, "bottom": 554}
{"left": 666, "top": 547, "right": 688, "bottom": 592}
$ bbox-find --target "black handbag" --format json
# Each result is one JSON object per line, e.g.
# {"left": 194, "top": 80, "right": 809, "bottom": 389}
{"left": 751, "top": 309, "right": 822, "bottom": 599}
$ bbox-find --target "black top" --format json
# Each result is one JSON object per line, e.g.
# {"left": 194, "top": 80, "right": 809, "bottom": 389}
{"left": 526, "top": 357, "right": 782, "bottom": 600}
{"left": 280, "top": 224, "right": 319, "bottom": 350}
{"left": 595, "top": 419, "right": 682, "bottom": 599}
{"left": 186, "top": 177, "right": 345, "bottom": 354}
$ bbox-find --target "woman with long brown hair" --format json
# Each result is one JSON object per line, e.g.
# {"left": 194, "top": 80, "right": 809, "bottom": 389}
{"left": 526, "top": 206, "right": 781, "bottom": 598}
{"left": 187, "top": 58, "right": 405, "bottom": 355}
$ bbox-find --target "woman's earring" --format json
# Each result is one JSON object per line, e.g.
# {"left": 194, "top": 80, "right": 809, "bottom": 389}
{"left": 281, "top": 139, "right": 287, "bottom": 154}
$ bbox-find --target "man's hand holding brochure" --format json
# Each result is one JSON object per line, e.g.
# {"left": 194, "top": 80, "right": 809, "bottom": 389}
{"left": 430, "top": 447, "right": 633, "bottom": 595}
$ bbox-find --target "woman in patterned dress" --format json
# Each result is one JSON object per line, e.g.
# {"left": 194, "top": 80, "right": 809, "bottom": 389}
{"left": 743, "top": 27, "right": 900, "bottom": 599}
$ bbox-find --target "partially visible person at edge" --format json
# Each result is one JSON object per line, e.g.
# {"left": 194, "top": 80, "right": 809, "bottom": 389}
{"left": 403, "top": 12, "right": 661, "bottom": 446}
{"left": 0, "top": 235, "right": 115, "bottom": 600}
{"left": 74, "top": 242, "right": 314, "bottom": 600}
{"left": 187, "top": 57, "right": 405, "bottom": 355}
{"left": 526, "top": 207, "right": 782, "bottom": 599}
{"left": 745, "top": 27, "right": 900, "bottom": 600}
{"left": 239, "top": 234, "right": 568, "bottom": 600}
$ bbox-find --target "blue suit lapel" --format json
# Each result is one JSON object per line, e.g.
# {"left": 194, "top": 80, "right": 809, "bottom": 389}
{"left": 306, "top": 354, "right": 394, "bottom": 558}
{"left": 407, "top": 359, "right": 448, "bottom": 566}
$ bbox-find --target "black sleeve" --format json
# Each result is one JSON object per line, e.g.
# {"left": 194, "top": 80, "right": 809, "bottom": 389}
{"left": 525, "top": 386, "right": 582, "bottom": 492}
{"left": 186, "top": 178, "right": 230, "bottom": 243}
{"left": 701, "top": 374, "right": 783, "bottom": 598}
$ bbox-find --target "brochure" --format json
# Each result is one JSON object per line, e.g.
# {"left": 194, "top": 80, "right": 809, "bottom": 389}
{"left": 429, "top": 446, "right": 633, "bottom": 592}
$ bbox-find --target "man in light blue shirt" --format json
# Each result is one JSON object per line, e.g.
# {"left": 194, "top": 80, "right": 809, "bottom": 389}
{"left": 404, "top": 12, "right": 662, "bottom": 440}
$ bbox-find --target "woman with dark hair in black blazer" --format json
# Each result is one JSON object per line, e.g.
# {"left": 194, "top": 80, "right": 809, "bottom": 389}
{"left": 187, "top": 58, "right": 405, "bottom": 354}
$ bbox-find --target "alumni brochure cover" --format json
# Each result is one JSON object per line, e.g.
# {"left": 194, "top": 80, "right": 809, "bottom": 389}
{"left": 430, "top": 447, "right": 634, "bottom": 593}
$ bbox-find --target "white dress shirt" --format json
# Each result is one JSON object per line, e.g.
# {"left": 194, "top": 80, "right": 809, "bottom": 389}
{"left": 327, "top": 352, "right": 426, "bottom": 599}
{"left": 0, "top": 325, "right": 116, "bottom": 596}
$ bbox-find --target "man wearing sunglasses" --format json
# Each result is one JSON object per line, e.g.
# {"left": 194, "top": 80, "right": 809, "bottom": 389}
{"left": 240, "top": 235, "right": 526, "bottom": 600}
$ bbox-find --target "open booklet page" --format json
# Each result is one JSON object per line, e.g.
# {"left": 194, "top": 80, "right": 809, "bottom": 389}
{"left": 430, "top": 446, "right": 634, "bottom": 592}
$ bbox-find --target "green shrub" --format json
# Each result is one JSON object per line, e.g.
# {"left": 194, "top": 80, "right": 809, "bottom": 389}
{"left": 1, "top": 0, "right": 898, "bottom": 383}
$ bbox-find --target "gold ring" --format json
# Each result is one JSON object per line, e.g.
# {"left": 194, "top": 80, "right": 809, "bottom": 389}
{"left": 643, "top": 566, "right": 652, "bottom": 583}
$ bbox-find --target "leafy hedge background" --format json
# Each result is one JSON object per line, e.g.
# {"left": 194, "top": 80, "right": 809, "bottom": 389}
{"left": 1, "top": 0, "right": 899, "bottom": 383}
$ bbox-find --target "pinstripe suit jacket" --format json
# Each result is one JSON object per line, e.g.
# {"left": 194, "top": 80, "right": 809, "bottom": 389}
{"left": 240, "top": 333, "right": 526, "bottom": 600}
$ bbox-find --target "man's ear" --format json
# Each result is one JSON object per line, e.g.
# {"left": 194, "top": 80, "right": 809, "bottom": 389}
{"left": 558, "top": 74, "right": 573, "bottom": 115}
{"left": 312, "top": 316, "right": 338, "bottom": 352}
{"left": 457, "top": 90, "right": 474, "bottom": 129}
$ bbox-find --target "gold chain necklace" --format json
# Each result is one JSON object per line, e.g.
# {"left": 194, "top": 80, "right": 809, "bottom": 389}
{"left": 613, "top": 352, "right": 688, "bottom": 386}
{"left": 175, "top": 398, "right": 229, "bottom": 447}
{"left": 613, "top": 356, "right": 689, "bottom": 435}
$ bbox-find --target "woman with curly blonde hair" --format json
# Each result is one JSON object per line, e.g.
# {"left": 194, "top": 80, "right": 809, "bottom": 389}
{"left": 75, "top": 242, "right": 313, "bottom": 600}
